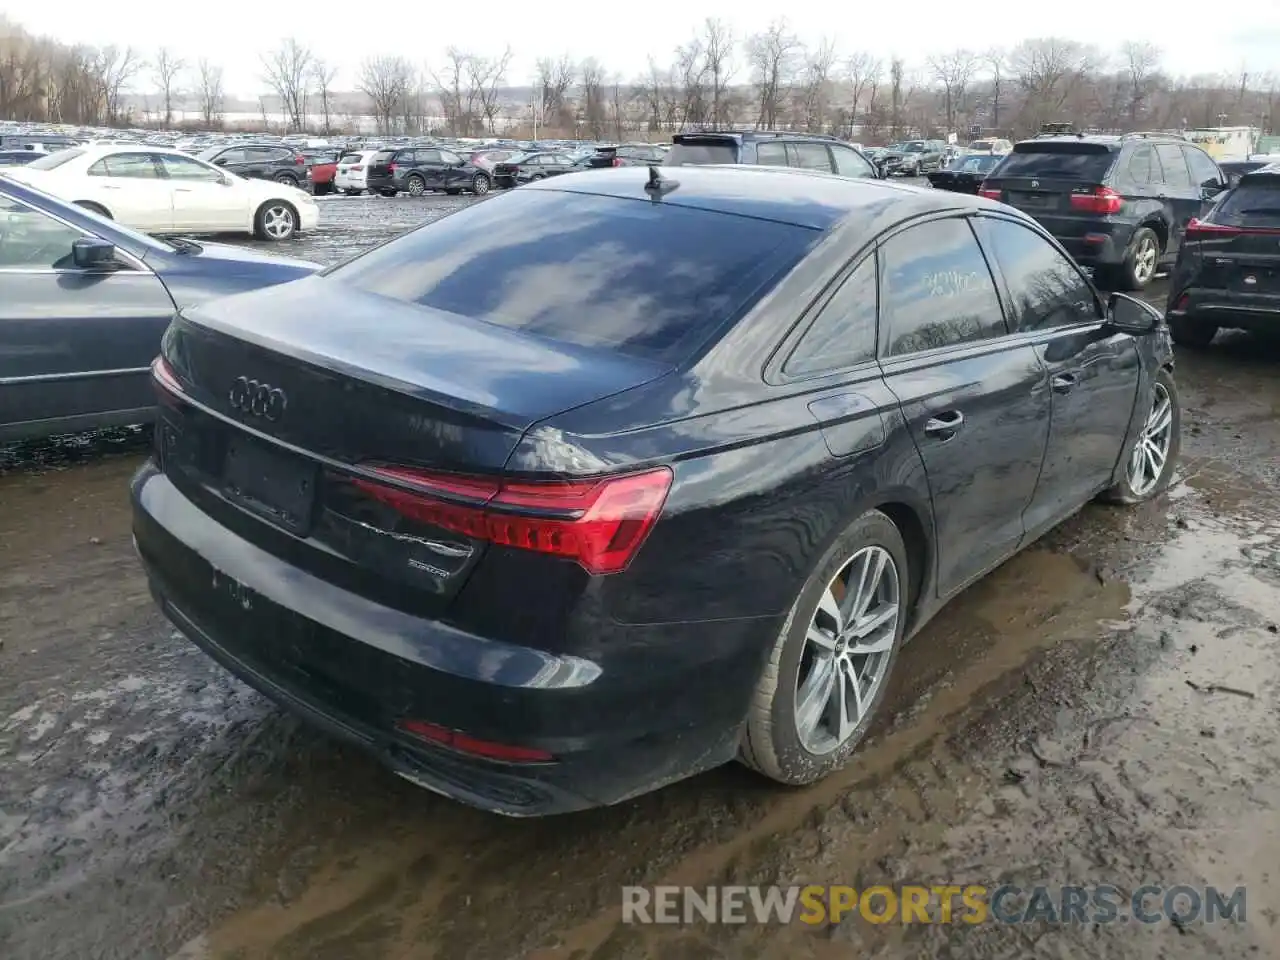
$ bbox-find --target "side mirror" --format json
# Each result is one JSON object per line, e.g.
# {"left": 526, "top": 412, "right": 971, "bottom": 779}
{"left": 875, "top": 161, "right": 889, "bottom": 179}
{"left": 72, "top": 237, "right": 116, "bottom": 270}
{"left": 217, "top": 174, "right": 233, "bottom": 186}
{"left": 1201, "top": 177, "right": 1227, "bottom": 195}
{"left": 214, "top": 158, "right": 228, "bottom": 166}
{"left": 1106, "top": 292, "right": 1159, "bottom": 334}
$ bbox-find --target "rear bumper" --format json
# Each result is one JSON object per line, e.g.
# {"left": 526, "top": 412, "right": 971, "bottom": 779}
{"left": 1022, "top": 216, "right": 1132, "bottom": 266}
{"left": 365, "top": 174, "right": 396, "bottom": 191}
{"left": 1168, "top": 289, "right": 1280, "bottom": 331}
{"left": 130, "top": 462, "right": 771, "bottom": 815}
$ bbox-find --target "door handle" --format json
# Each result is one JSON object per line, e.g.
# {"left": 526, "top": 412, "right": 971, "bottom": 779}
{"left": 174, "top": 187, "right": 193, "bottom": 192}
{"left": 100, "top": 184, "right": 120, "bottom": 190}
{"left": 1051, "top": 373, "right": 1077, "bottom": 394}
{"left": 923, "top": 410, "right": 964, "bottom": 440}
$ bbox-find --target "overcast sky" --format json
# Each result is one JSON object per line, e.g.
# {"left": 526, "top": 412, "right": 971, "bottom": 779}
{"left": 16, "top": 3, "right": 1280, "bottom": 99}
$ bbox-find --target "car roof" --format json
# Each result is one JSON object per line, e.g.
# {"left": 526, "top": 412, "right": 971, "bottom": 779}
{"left": 523, "top": 165, "right": 1000, "bottom": 232}
{"left": 1238, "top": 162, "right": 1280, "bottom": 184}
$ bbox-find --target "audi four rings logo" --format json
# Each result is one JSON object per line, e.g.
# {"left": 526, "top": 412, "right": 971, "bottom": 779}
{"left": 228, "top": 376, "right": 287, "bottom": 421}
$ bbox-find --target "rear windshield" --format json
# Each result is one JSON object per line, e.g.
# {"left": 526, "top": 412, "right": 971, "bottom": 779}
{"left": 373, "top": 150, "right": 396, "bottom": 163}
{"left": 994, "top": 146, "right": 1114, "bottom": 180}
{"left": 665, "top": 141, "right": 739, "bottom": 166}
{"left": 1215, "top": 181, "right": 1280, "bottom": 224}
{"left": 25, "top": 149, "right": 86, "bottom": 171}
{"left": 958, "top": 155, "right": 1000, "bottom": 173}
{"left": 326, "top": 188, "right": 814, "bottom": 364}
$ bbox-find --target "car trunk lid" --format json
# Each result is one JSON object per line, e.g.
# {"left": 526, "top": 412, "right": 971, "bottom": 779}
{"left": 980, "top": 141, "right": 1116, "bottom": 215}
{"left": 1188, "top": 180, "right": 1280, "bottom": 294}
{"left": 156, "top": 276, "right": 670, "bottom": 614}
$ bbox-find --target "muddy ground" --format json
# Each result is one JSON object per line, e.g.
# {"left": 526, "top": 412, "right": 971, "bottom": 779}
{"left": 2, "top": 194, "right": 1279, "bottom": 960}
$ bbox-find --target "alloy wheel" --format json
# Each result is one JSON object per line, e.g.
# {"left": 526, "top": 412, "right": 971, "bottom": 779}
{"left": 408, "top": 177, "right": 425, "bottom": 196}
{"left": 262, "top": 205, "right": 295, "bottom": 240}
{"left": 794, "top": 546, "right": 900, "bottom": 755}
{"left": 1133, "top": 235, "right": 1158, "bottom": 285}
{"left": 1127, "top": 381, "right": 1173, "bottom": 496}
{"left": 473, "top": 174, "right": 490, "bottom": 195}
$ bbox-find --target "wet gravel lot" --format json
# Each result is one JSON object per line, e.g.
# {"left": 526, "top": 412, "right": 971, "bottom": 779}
{"left": 2, "top": 192, "right": 1280, "bottom": 960}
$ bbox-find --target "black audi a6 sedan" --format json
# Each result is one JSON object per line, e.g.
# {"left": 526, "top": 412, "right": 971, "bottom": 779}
{"left": 131, "top": 166, "right": 1179, "bottom": 815}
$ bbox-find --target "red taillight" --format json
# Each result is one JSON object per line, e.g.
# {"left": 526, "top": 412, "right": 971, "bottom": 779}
{"left": 294, "top": 155, "right": 305, "bottom": 165}
{"left": 350, "top": 465, "right": 673, "bottom": 575}
{"left": 388, "top": 162, "right": 397, "bottom": 174}
{"left": 396, "top": 720, "right": 554, "bottom": 763}
{"left": 1069, "top": 187, "right": 1123, "bottom": 215}
{"left": 611, "top": 157, "right": 622, "bottom": 167}
{"left": 978, "top": 187, "right": 1002, "bottom": 201}
{"left": 151, "top": 356, "right": 185, "bottom": 407}
{"left": 1184, "top": 217, "right": 1280, "bottom": 239}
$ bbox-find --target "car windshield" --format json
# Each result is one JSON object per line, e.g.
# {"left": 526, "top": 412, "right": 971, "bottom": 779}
{"left": 24, "top": 149, "right": 86, "bottom": 171}
{"left": 903, "top": 143, "right": 925, "bottom": 153}
{"left": 196, "top": 147, "right": 225, "bottom": 161}
{"left": 325, "top": 188, "right": 815, "bottom": 364}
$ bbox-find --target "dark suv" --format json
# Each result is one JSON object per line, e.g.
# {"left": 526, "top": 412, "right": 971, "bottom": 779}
{"left": 196, "top": 143, "right": 312, "bottom": 189}
{"left": 366, "top": 146, "right": 492, "bottom": 197}
{"left": 979, "top": 133, "right": 1228, "bottom": 290}
{"left": 1165, "top": 163, "right": 1280, "bottom": 347}
{"left": 663, "top": 131, "right": 880, "bottom": 179}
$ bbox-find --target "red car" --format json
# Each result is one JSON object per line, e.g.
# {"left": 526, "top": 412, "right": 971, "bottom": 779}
{"left": 302, "top": 149, "right": 341, "bottom": 195}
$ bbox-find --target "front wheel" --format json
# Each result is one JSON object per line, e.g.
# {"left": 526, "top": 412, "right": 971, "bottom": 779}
{"left": 740, "top": 510, "right": 908, "bottom": 785}
{"left": 1103, "top": 367, "right": 1180, "bottom": 504}
{"left": 472, "top": 173, "right": 491, "bottom": 195}
{"left": 253, "top": 201, "right": 298, "bottom": 241}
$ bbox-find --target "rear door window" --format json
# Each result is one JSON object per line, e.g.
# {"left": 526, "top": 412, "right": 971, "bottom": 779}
{"left": 755, "top": 142, "right": 787, "bottom": 166}
{"left": 787, "top": 143, "right": 834, "bottom": 172}
{"left": 665, "top": 140, "right": 739, "bottom": 165}
{"left": 1155, "top": 145, "right": 1191, "bottom": 187}
{"left": 328, "top": 189, "right": 816, "bottom": 364}
{"left": 1125, "top": 144, "right": 1159, "bottom": 185}
{"left": 785, "top": 255, "right": 878, "bottom": 376}
{"left": 993, "top": 147, "right": 1114, "bottom": 181}
{"left": 881, "top": 218, "right": 1007, "bottom": 356}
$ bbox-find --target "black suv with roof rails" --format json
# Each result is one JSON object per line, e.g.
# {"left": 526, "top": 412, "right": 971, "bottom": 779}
{"left": 1164, "top": 163, "right": 1280, "bottom": 347}
{"left": 662, "top": 130, "right": 883, "bottom": 180}
{"left": 980, "top": 132, "right": 1229, "bottom": 290}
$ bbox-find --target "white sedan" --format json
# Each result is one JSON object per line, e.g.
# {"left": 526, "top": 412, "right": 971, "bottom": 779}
{"left": 4, "top": 145, "right": 319, "bottom": 241}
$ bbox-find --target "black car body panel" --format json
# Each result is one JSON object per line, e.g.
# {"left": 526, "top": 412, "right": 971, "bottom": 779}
{"left": 366, "top": 147, "right": 491, "bottom": 195}
{"left": 981, "top": 135, "right": 1228, "bottom": 273}
{"left": 0, "top": 175, "right": 318, "bottom": 441}
{"left": 131, "top": 166, "right": 1171, "bottom": 814}
{"left": 926, "top": 154, "right": 1002, "bottom": 193}
{"left": 492, "top": 151, "right": 580, "bottom": 187}
{"left": 1167, "top": 164, "right": 1280, "bottom": 334}
{"left": 198, "top": 143, "right": 312, "bottom": 188}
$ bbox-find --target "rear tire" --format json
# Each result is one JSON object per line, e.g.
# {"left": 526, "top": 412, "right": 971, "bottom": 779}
{"left": 740, "top": 510, "right": 908, "bottom": 785}
{"left": 380, "top": 189, "right": 398, "bottom": 198}
{"left": 274, "top": 173, "right": 299, "bottom": 188}
{"left": 74, "top": 201, "right": 112, "bottom": 219}
{"left": 1120, "top": 226, "right": 1161, "bottom": 291}
{"left": 1168, "top": 316, "right": 1218, "bottom": 348}
{"left": 472, "top": 173, "right": 491, "bottom": 195}
{"left": 406, "top": 175, "right": 426, "bottom": 197}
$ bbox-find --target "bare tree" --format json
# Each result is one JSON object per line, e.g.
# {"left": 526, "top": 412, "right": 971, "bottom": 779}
{"left": 261, "top": 38, "right": 312, "bottom": 131}
{"left": 674, "top": 37, "right": 709, "bottom": 128}
{"left": 1120, "top": 41, "right": 1161, "bottom": 126}
{"left": 745, "top": 19, "right": 803, "bottom": 129}
{"left": 580, "top": 58, "right": 607, "bottom": 139}
{"left": 799, "top": 37, "right": 838, "bottom": 132}
{"left": 357, "top": 55, "right": 411, "bottom": 134}
{"left": 311, "top": 58, "right": 338, "bottom": 134}
{"left": 196, "top": 58, "right": 224, "bottom": 126}
{"left": 534, "top": 54, "right": 576, "bottom": 131}
{"left": 702, "top": 18, "right": 735, "bottom": 126}
{"left": 97, "top": 46, "right": 142, "bottom": 125}
{"left": 1009, "top": 37, "right": 1099, "bottom": 129}
{"left": 151, "top": 47, "right": 184, "bottom": 128}
{"left": 928, "top": 48, "right": 978, "bottom": 131}
{"left": 845, "top": 52, "right": 878, "bottom": 128}
{"left": 983, "top": 48, "right": 1007, "bottom": 131}
{"left": 469, "top": 48, "right": 513, "bottom": 134}
{"left": 428, "top": 48, "right": 486, "bottom": 135}
{"left": 889, "top": 56, "right": 907, "bottom": 138}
